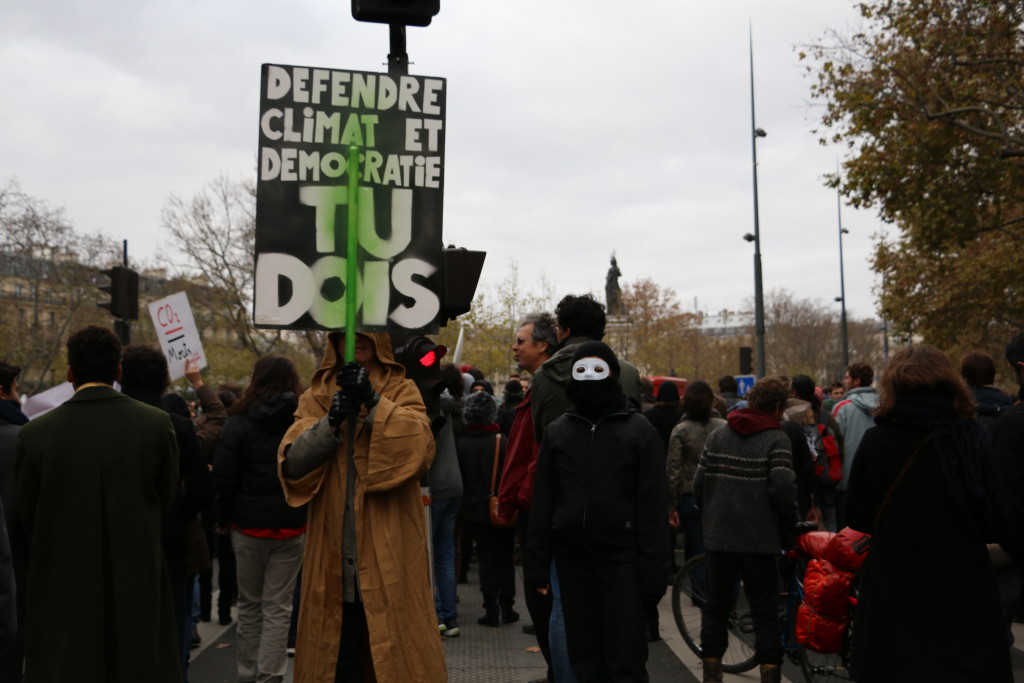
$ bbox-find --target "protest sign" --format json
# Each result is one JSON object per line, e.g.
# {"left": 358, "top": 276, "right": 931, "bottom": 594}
{"left": 254, "top": 63, "right": 446, "bottom": 333}
{"left": 147, "top": 292, "right": 207, "bottom": 381}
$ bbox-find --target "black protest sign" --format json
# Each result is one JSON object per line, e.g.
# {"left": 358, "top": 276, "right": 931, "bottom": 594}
{"left": 254, "top": 64, "right": 446, "bottom": 332}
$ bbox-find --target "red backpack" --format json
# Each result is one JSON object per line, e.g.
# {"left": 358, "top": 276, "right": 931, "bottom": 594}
{"left": 811, "top": 422, "right": 842, "bottom": 487}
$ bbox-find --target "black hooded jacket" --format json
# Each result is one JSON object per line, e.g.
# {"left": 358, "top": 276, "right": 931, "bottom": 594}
{"left": 526, "top": 403, "right": 669, "bottom": 601}
{"left": 213, "top": 393, "right": 307, "bottom": 530}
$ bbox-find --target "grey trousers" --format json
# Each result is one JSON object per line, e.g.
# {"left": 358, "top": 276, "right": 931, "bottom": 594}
{"left": 231, "top": 530, "right": 305, "bottom": 683}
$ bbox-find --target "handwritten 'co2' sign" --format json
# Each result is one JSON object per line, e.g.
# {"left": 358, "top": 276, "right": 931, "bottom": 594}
{"left": 253, "top": 63, "right": 446, "bottom": 333}
{"left": 147, "top": 291, "right": 207, "bottom": 381}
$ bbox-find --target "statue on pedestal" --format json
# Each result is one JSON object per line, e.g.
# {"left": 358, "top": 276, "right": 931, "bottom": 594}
{"left": 605, "top": 255, "right": 623, "bottom": 315}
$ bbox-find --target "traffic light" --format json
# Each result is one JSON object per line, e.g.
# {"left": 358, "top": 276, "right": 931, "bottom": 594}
{"left": 351, "top": 0, "right": 440, "bottom": 26}
{"left": 739, "top": 346, "right": 753, "bottom": 375}
{"left": 97, "top": 266, "right": 139, "bottom": 320}
{"left": 393, "top": 334, "right": 447, "bottom": 418}
{"left": 439, "top": 247, "right": 485, "bottom": 326}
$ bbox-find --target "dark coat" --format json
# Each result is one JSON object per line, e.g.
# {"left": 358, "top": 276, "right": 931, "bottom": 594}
{"left": 214, "top": 393, "right": 306, "bottom": 530}
{"left": 975, "top": 385, "right": 1016, "bottom": 431}
{"left": 994, "top": 390, "right": 1024, "bottom": 560}
{"left": 124, "top": 387, "right": 214, "bottom": 582}
{"left": 846, "top": 421, "right": 1012, "bottom": 682}
{"left": 456, "top": 427, "right": 505, "bottom": 524}
{"left": 642, "top": 404, "right": 680, "bottom": 450}
{"left": 11, "top": 386, "right": 182, "bottom": 683}
{"left": 526, "top": 406, "right": 669, "bottom": 601}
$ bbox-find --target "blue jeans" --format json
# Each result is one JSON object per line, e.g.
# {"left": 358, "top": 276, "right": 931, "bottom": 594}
{"left": 549, "top": 562, "right": 578, "bottom": 683}
{"left": 431, "top": 497, "right": 460, "bottom": 623}
{"left": 678, "top": 493, "right": 704, "bottom": 561}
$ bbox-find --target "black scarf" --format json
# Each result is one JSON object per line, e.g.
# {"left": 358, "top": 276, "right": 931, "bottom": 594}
{"left": 882, "top": 391, "right": 1008, "bottom": 537}
{"left": 566, "top": 377, "right": 626, "bottom": 423}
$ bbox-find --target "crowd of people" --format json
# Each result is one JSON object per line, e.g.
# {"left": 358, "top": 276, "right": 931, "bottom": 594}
{"left": 0, "top": 306, "right": 1022, "bottom": 683}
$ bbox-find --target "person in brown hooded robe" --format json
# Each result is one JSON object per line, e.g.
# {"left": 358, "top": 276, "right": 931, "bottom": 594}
{"left": 277, "top": 332, "right": 445, "bottom": 683}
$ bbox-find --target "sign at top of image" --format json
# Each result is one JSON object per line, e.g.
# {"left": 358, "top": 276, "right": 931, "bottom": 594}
{"left": 254, "top": 63, "right": 446, "bottom": 332}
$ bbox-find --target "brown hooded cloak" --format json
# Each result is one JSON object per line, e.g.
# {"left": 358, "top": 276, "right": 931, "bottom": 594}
{"left": 278, "top": 332, "right": 445, "bottom": 682}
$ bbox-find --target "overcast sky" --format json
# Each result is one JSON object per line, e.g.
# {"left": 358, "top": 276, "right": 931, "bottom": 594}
{"left": 1, "top": 0, "right": 883, "bottom": 323}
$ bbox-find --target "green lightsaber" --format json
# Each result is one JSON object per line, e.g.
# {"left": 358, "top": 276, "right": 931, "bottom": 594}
{"left": 345, "top": 145, "right": 360, "bottom": 361}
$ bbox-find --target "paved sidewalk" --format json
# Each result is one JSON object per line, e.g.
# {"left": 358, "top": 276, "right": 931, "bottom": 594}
{"left": 189, "top": 560, "right": 697, "bottom": 683}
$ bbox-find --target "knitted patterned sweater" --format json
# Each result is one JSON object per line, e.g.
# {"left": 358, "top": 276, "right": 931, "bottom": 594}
{"left": 693, "top": 408, "right": 798, "bottom": 554}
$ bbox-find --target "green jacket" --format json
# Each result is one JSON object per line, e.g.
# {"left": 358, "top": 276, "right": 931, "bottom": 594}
{"left": 530, "top": 335, "right": 644, "bottom": 443}
{"left": 13, "top": 385, "right": 181, "bottom": 683}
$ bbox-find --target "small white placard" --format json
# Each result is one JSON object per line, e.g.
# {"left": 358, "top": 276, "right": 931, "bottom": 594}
{"left": 148, "top": 292, "right": 207, "bottom": 381}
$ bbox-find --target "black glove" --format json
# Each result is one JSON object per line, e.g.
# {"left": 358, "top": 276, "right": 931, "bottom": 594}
{"left": 336, "top": 361, "right": 378, "bottom": 408}
{"left": 327, "top": 391, "right": 362, "bottom": 427}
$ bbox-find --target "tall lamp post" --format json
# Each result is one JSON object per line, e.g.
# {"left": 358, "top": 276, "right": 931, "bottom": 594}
{"left": 749, "top": 30, "right": 767, "bottom": 378}
{"left": 835, "top": 178, "right": 849, "bottom": 370}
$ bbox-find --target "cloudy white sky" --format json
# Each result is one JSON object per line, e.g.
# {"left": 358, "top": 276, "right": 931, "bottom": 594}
{"left": 0, "top": 0, "right": 882, "bottom": 323}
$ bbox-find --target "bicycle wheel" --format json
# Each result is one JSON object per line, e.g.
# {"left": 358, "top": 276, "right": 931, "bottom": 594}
{"left": 671, "top": 554, "right": 757, "bottom": 673}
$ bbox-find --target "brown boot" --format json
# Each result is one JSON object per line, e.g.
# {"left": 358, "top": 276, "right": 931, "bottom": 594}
{"left": 759, "top": 662, "right": 782, "bottom": 683}
{"left": 701, "top": 657, "right": 723, "bottom": 683}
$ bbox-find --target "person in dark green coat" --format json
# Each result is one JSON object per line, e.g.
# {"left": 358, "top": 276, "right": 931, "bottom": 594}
{"left": 11, "top": 326, "right": 181, "bottom": 683}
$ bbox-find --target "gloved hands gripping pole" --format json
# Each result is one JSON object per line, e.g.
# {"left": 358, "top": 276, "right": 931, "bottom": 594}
{"left": 327, "top": 361, "right": 380, "bottom": 428}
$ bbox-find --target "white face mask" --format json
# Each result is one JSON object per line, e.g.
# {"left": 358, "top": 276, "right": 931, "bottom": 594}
{"left": 572, "top": 357, "right": 611, "bottom": 381}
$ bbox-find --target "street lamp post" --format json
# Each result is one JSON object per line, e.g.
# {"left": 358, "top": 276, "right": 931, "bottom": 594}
{"left": 835, "top": 180, "right": 849, "bottom": 370}
{"left": 749, "top": 30, "right": 767, "bottom": 378}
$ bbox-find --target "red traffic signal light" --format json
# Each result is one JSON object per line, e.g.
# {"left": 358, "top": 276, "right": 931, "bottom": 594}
{"left": 352, "top": 0, "right": 440, "bottom": 26}
{"left": 418, "top": 345, "right": 447, "bottom": 367}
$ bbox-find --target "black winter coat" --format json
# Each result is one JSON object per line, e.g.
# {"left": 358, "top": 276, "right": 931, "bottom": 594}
{"left": 123, "top": 387, "right": 213, "bottom": 582}
{"left": 847, "top": 422, "right": 1011, "bottom": 682}
{"left": 214, "top": 393, "right": 307, "bottom": 530}
{"left": 994, "top": 389, "right": 1024, "bottom": 561}
{"left": 526, "top": 407, "right": 669, "bottom": 601}
{"left": 456, "top": 427, "right": 505, "bottom": 524}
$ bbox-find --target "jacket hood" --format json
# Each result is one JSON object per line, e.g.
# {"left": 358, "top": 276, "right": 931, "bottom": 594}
{"left": 247, "top": 392, "right": 299, "bottom": 425}
{"left": 307, "top": 332, "right": 408, "bottom": 411}
{"left": 727, "top": 408, "right": 781, "bottom": 435}
{"left": 972, "top": 385, "right": 1015, "bottom": 417}
{"left": 540, "top": 335, "right": 592, "bottom": 385}
{"left": 843, "top": 387, "right": 879, "bottom": 414}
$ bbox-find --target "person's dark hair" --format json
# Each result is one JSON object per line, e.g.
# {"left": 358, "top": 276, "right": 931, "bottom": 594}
{"left": 656, "top": 381, "right": 680, "bottom": 403}
{"left": 217, "top": 381, "right": 243, "bottom": 409}
{"left": 830, "top": 382, "right": 844, "bottom": 392}
{"left": 0, "top": 360, "right": 21, "bottom": 393}
{"left": 682, "top": 380, "right": 715, "bottom": 423}
{"left": 162, "top": 393, "right": 191, "bottom": 419}
{"left": 747, "top": 377, "right": 790, "bottom": 414}
{"left": 790, "top": 374, "right": 821, "bottom": 411}
{"left": 960, "top": 351, "right": 996, "bottom": 387}
{"left": 520, "top": 311, "right": 558, "bottom": 355}
{"left": 717, "top": 375, "right": 738, "bottom": 394}
{"left": 120, "top": 345, "right": 171, "bottom": 395}
{"left": 67, "top": 326, "right": 122, "bottom": 386}
{"left": 440, "top": 363, "right": 464, "bottom": 398}
{"left": 467, "top": 367, "right": 485, "bottom": 381}
{"left": 877, "top": 345, "right": 975, "bottom": 419}
{"left": 471, "top": 379, "right": 494, "bottom": 396}
{"left": 554, "top": 294, "right": 606, "bottom": 341}
{"left": 846, "top": 362, "right": 874, "bottom": 388}
{"left": 231, "top": 355, "right": 303, "bottom": 416}
{"left": 1005, "top": 333, "right": 1024, "bottom": 370}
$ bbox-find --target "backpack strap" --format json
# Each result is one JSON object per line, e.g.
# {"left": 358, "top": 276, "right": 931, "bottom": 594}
{"left": 873, "top": 433, "right": 933, "bottom": 528}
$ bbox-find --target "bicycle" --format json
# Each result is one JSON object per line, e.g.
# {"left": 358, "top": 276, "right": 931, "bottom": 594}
{"left": 671, "top": 545, "right": 856, "bottom": 682}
